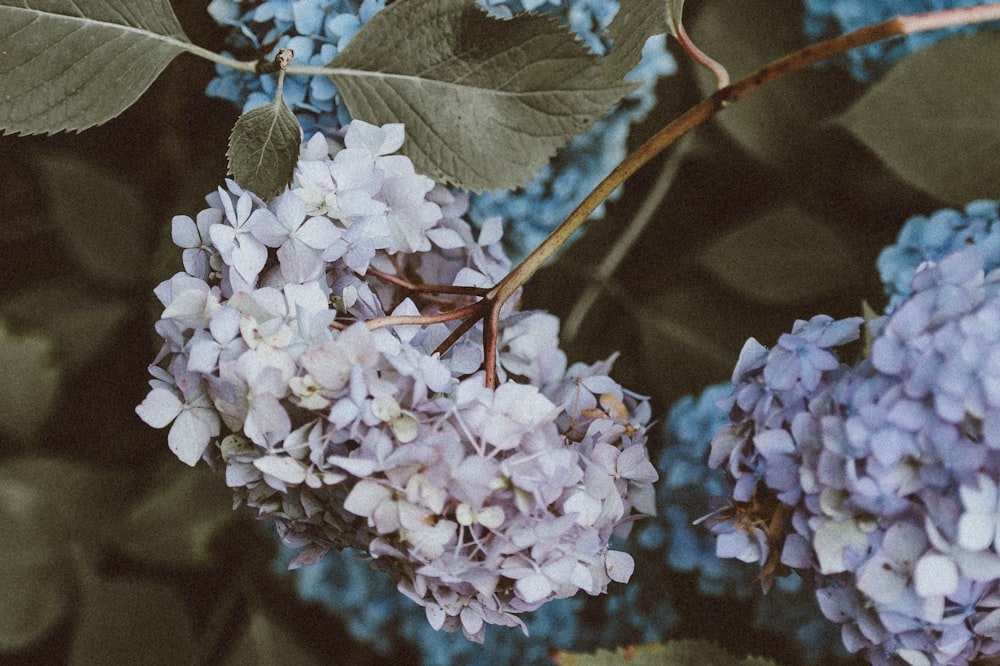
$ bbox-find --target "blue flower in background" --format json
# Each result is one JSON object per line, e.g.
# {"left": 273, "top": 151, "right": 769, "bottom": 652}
{"left": 275, "top": 380, "right": 849, "bottom": 664}
{"left": 877, "top": 199, "right": 1000, "bottom": 310}
{"left": 803, "top": 0, "right": 1000, "bottom": 82}
{"left": 205, "top": 0, "right": 677, "bottom": 260}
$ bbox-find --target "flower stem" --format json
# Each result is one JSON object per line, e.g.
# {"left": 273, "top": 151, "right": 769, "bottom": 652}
{"left": 562, "top": 133, "right": 695, "bottom": 342}
{"left": 674, "top": 20, "right": 730, "bottom": 89}
{"left": 365, "top": 300, "right": 487, "bottom": 332}
{"left": 486, "top": 3, "right": 1000, "bottom": 307}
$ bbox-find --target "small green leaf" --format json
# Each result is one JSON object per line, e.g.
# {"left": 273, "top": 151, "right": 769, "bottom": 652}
{"left": 329, "top": 0, "right": 636, "bottom": 192}
{"left": 227, "top": 90, "right": 302, "bottom": 201}
{"left": 698, "top": 204, "right": 856, "bottom": 304}
{"left": 34, "top": 152, "right": 153, "bottom": 286}
{"left": 835, "top": 32, "right": 1000, "bottom": 204}
{"left": 0, "top": 0, "right": 191, "bottom": 135}
{"left": 0, "top": 320, "right": 61, "bottom": 442}
{"left": 551, "top": 639, "right": 780, "bottom": 666}
{"left": 1, "top": 285, "right": 129, "bottom": 372}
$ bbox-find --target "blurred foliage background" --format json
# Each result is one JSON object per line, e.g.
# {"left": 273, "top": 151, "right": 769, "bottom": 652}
{"left": 0, "top": 0, "right": 996, "bottom": 663}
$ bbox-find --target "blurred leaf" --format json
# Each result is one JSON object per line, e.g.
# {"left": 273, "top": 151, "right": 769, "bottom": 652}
{"left": 835, "top": 32, "right": 1000, "bottom": 204}
{"left": 551, "top": 639, "right": 780, "bottom": 665}
{"left": 115, "top": 464, "right": 236, "bottom": 567}
{"left": 698, "top": 204, "right": 855, "bottom": 303}
{"left": 68, "top": 553, "right": 195, "bottom": 666}
{"left": 0, "top": 458, "right": 121, "bottom": 650}
{"left": 223, "top": 611, "right": 322, "bottom": 666}
{"left": 0, "top": 556, "right": 69, "bottom": 653}
{"left": 638, "top": 288, "right": 736, "bottom": 371}
{"left": 0, "top": 0, "right": 190, "bottom": 135}
{"left": 0, "top": 320, "right": 61, "bottom": 442}
{"left": 33, "top": 153, "right": 153, "bottom": 286}
{"left": 691, "top": 0, "right": 851, "bottom": 166}
{"left": 329, "top": 0, "right": 635, "bottom": 191}
{"left": 227, "top": 89, "right": 301, "bottom": 201}
{"left": 1, "top": 285, "right": 129, "bottom": 372}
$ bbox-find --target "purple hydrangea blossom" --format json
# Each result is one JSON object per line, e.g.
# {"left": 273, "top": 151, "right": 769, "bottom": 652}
{"left": 705, "top": 245, "right": 1000, "bottom": 664}
{"left": 137, "top": 120, "right": 656, "bottom": 642}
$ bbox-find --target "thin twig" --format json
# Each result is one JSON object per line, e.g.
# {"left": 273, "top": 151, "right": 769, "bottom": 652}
{"left": 562, "top": 133, "right": 696, "bottom": 343}
{"left": 364, "top": 266, "right": 490, "bottom": 296}
{"left": 365, "top": 300, "right": 486, "bottom": 331}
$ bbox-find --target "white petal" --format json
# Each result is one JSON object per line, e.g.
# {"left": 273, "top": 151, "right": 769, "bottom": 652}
{"left": 914, "top": 553, "right": 959, "bottom": 597}
{"left": 425, "top": 604, "right": 447, "bottom": 631}
{"left": 478, "top": 216, "right": 503, "bottom": 246}
{"left": 136, "top": 388, "right": 183, "bottom": 428}
{"left": 605, "top": 550, "right": 634, "bottom": 583}
{"left": 958, "top": 512, "right": 996, "bottom": 551}
{"left": 460, "top": 607, "right": 484, "bottom": 635}
{"left": 343, "top": 479, "right": 391, "bottom": 517}
{"left": 477, "top": 506, "right": 505, "bottom": 529}
{"left": 617, "top": 445, "right": 658, "bottom": 483}
{"left": 168, "top": 409, "right": 215, "bottom": 465}
{"left": 253, "top": 455, "right": 307, "bottom": 484}
{"left": 171, "top": 215, "right": 200, "bottom": 248}
{"left": 296, "top": 216, "right": 339, "bottom": 249}
{"left": 426, "top": 227, "right": 465, "bottom": 250}
{"left": 515, "top": 573, "right": 552, "bottom": 604}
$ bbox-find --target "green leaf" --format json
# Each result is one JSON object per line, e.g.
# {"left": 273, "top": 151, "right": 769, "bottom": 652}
{"left": 551, "top": 639, "right": 780, "bottom": 666}
{"left": 690, "top": 0, "right": 850, "bottom": 166}
{"left": 0, "top": 0, "right": 191, "bottom": 135}
{"left": 834, "top": 32, "right": 1000, "bottom": 204}
{"left": 698, "top": 204, "right": 857, "bottom": 304}
{"left": 115, "top": 465, "right": 236, "bottom": 567}
{"left": 0, "top": 458, "right": 119, "bottom": 651}
{"left": 69, "top": 553, "right": 194, "bottom": 666}
{"left": 328, "top": 0, "right": 636, "bottom": 192}
{"left": 1, "top": 285, "right": 129, "bottom": 372}
{"left": 0, "top": 557, "right": 69, "bottom": 653}
{"left": 227, "top": 88, "right": 302, "bottom": 201}
{"left": 0, "top": 320, "right": 61, "bottom": 442}
{"left": 33, "top": 152, "right": 153, "bottom": 286}
{"left": 223, "top": 612, "right": 322, "bottom": 666}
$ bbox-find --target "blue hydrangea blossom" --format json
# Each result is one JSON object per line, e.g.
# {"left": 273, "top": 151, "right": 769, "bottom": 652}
{"left": 803, "top": 0, "right": 1000, "bottom": 82}
{"left": 877, "top": 199, "right": 1000, "bottom": 310}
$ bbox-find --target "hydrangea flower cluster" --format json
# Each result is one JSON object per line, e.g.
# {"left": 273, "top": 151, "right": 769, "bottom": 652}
{"left": 802, "top": 0, "right": 1000, "bottom": 82}
{"left": 641, "top": 383, "right": 847, "bottom": 663}
{"left": 203, "top": 0, "right": 676, "bottom": 260}
{"left": 878, "top": 199, "right": 1000, "bottom": 310}
{"left": 136, "top": 119, "right": 657, "bottom": 642}
{"left": 706, "top": 245, "right": 1000, "bottom": 664}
